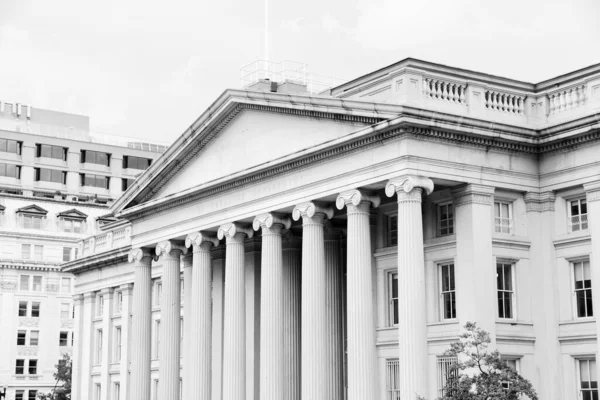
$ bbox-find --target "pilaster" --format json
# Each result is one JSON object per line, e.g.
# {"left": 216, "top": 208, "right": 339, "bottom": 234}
{"left": 585, "top": 181, "right": 600, "bottom": 387}
{"left": 100, "top": 287, "right": 114, "bottom": 400}
{"left": 71, "top": 293, "right": 84, "bottom": 400}
{"left": 80, "top": 291, "right": 95, "bottom": 400}
{"left": 118, "top": 284, "right": 133, "bottom": 400}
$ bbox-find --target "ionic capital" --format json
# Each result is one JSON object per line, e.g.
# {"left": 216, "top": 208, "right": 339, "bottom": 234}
{"left": 185, "top": 231, "right": 219, "bottom": 251}
{"left": 336, "top": 189, "right": 381, "bottom": 210}
{"left": 128, "top": 247, "right": 155, "bottom": 263}
{"left": 155, "top": 240, "right": 188, "bottom": 259}
{"left": 385, "top": 175, "right": 434, "bottom": 198}
{"left": 217, "top": 222, "right": 254, "bottom": 241}
{"left": 253, "top": 212, "right": 292, "bottom": 232}
{"left": 584, "top": 181, "right": 600, "bottom": 203}
{"left": 292, "top": 201, "right": 334, "bottom": 221}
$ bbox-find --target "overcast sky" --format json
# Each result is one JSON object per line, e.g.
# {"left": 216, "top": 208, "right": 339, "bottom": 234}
{"left": 1, "top": 0, "right": 599, "bottom": 144}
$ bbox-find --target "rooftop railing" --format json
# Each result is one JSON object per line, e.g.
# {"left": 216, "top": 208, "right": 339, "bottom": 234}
{"left": 77, "top": 223, "right": 132, "bottom": 259}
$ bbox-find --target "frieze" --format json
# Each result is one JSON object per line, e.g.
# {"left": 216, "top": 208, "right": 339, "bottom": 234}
{"left": 453, "top": 193, "right": 493, "bottom": 206}
{"left": 16, "top": 347, "right": 38, "bottom": 357}
{"left": 0, "top": 281, "right": 16, "bottom": 291}
{"left": 586, "top": 189, "right": 600, "bottom": 203}
{"left": 61, "top": 319, "right": 74, "bottom": 329}
{"left": 19, "top": 317, "right": 39, "bottom": 328}
{"left": 46, "top": 283, "right": 59, "bottom": 292}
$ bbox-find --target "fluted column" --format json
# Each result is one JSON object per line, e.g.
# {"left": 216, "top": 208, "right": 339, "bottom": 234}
{"left": 282, "top": 230, "right": 301, "bottom": 400}
{"left": 218, "top": 222, "right": 254, "bottom": 400}
{"left": 386, "top": 176, "right": 434, "bottom": 399}
{"left": 323, "top": 221, "right": 344, "bottom": 400}
{"left": 185, "top": 232, "right": 219, "bottom": 400}
{"left": 182, "top": 252, "right": 193, "bottom": 400}
{"left": 155, "top": 241, "right": 185, "bottom": 400}
{"left": 585, "top": 181, "right": 600, "bottom": 385}
{"left": 129, "top": 248, "right": 154, "bottom": 400}
{"left": 253, "top": 213, "right": 291, "bottom": 400}
{"left": 292, "top": 201, "right": 334, "bottom": 400}
{"left": 336, "top": 189, "right": 380, "bottom": 400}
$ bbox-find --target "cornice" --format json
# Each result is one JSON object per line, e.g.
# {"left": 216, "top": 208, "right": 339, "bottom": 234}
{"left": 62, "top": 245, "right": 131, "bottom": 275}
{"left": 0, "top": 261, "right": 64, "bottom": 272}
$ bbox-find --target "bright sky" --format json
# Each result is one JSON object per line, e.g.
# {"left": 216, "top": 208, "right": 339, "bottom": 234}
{"left": 1, "top": 0, "right": 599, "bottom": 143}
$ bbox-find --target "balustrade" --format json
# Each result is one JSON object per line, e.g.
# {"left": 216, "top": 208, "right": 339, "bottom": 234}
{"left": 485, "top": 90, "right": 525, "bottom": 114}
{"left": 548, "top": 84, "right": 587, "bottom": 114}
{"left": 423, "top": 77, "right": 467, "bottom": 104}
{"left": 77, "top": 223, "right": 131, "bottom": 258}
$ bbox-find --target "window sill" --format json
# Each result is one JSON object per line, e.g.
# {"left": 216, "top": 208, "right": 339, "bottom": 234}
{"left": 495, "top": 320, "right": 533, "bottom": 326}
{"left": 427, "top": 320, "right": 460, "bottom": 327}
{"left": 559, "top": 318, "right": 596, "bottom": 326}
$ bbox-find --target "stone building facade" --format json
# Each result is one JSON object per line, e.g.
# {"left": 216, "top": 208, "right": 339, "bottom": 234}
{"left": 64, "top": 58, "right": 600, "bottom": 400}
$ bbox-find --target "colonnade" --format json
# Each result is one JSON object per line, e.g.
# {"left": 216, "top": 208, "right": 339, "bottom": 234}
{"left": 127, "top": 175, "right": 434, "bottom": 400}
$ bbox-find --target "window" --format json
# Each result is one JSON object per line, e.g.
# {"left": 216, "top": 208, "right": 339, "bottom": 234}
{"left": 95, "top": 384, "right": 102, "bottom": 400}
{"left": 386, "top": 359, "right": 400, "bottom": 400}
{"left": 20, "top": 274, "right": 30, "bottom": 290}
{"left": 61, "top": 303, "right": 70, "bottom": 319}
{"left": 32, "top": 275, "right": 42, "bottom": 291}
{"left": 153, "top": 380, "right": 159, "bottom": 400}
{"left": 574, "top": 260, "right": 593, "bottom": 318}
{"left": 494, "top": 201, "right": 513, "bottom": 234}
{"left": 0, "top": 162, "right": 21, "bottom": 178}
{"left": 440, "top": 263, "right": 456, "bottom": 320}
{"left": 122, "top": 178, "right": 136, "bottom": 191}
{"left": 80, "top": 173, "right": 110, "bottom": 189}
{"left": 154, "top": 282, "right": 162, "bottom": 307}
{"left": 31, "top": 302, "right": 40, "bottom": 317}
{"left": 115, "top": 291, "right": 123, "bottom": 315}
{"left": 61, "top": 277, "right": 71, "bottom": 292}
{"left": 18, "top": 301, "right": 28, "bottom": 316}
{"left": 15, "top": 390, "right": 24, "bottom": 400}
{"left": 580, "top": 359, "right": 599, "bottom": 400}
{"left": 30, "top": 330, "right": 39, "bottom": 346}
{"left": 36, "top": 144, "right": 67, "bottom": 160}
{"left": 0, "top": 139, "right": 22, "bottom": 155}
{"left": 63, "top": 247, "right": 72, "bottom": 262}
{"left": 34, "top": 168, "right": 67, "bottom": 184}
{"left": 154, "top": 320, "right": 161, "bottom": 358}
{"left": 28, "top": 359, "right": 37, "bottom": 374}
{"left": 437, "top": 202, "right": 454, "bottom": 236}
{"left": 569, "top": 198, "right": 588, "bottom": 232}
{"left": 113, "top": 383, "right": 121, "bottom": 400}
{"left": 123, "top": 155, "right": 151, "bottom": 170}
{"left": 60, "top": 331, "right": 69, "bottom": 346}
{"left": 71, "top": 332, "right": 75, "bottom": 347}
{"left": 15, "top": 359, "right": 25, "bottom": 374}
{"left": 497, "top": 262, "right": 514, "bottom": 319}
{"left": 81, "top": 150, "right": 110, "bottom": 166}
{"left": 17, "top": 330, "right": 26, "bottom": 345}
{"left": 437, "top": 356, "right": 458, "bottom": 397}
{"left": 28, "top": 391, "right": 37, "bottom": 400}
{"left": 114, "top": 326, "right": 122, "bottom": 362}
{"left": 387, "top": 214, "right": 398, "bottom": 247}
{"left": 62, "top": 219, "right": 83, "bottom": 233}
{"left": 34, "top": 245, "right": 43, "bottom": 261}
{"left": 96, "top": 329, "right": 103, "bottom": 363}
{"left": 97, "top": 294, "right": 104, "bottom": 317}
{"left": 388, "top": 272, "right": 398, "bottom": 326}
{"left": 23, "top": 215, "right": 43, "bottom": 229}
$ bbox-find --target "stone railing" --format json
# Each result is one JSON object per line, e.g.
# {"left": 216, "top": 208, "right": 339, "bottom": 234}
{"left": 78, "top": 223, "right": 132, "bottom": 259}
{"left": 423, "top": 77, "right": 467, "bottom": 104}
{"left": 485, "top": 90, "right": 526, "bottom": 114}
{"left": 548, "top": 84, "right": 587, "bottom": 114}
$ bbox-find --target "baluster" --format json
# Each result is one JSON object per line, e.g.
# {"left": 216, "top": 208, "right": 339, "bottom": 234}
{"left": 580, "top": 85, "right": 586, "bottom": 105}
{"left": 549, "top": 94, "right": 555, "bottom": 114}
{"left": 559, "top": 91, "right": 566, "bottom": 112}
{"left": 450, "top": 84, "right": 456, "bottom": 102}
{"left": 567, "top": 89, "right": 573, "bottom": 109}
{"left": 442, "top": 82, "right": 448, "bottom": 100}
{"left": 574, "top": 86, "right": 581, "bottom": 107}
{"left": 518, "top": 97, "right": 524, "bottom": 114}
{"left": 492, "top": 92, "right": 498, "bottom": 110}
{"left": 459, "top": 86, "right": 465, "bottom": 104}
{"left": 433, "top": 80, "right": 439, "bottom": 98}
{"left": 423, "top": 79, "right": 430, "bottom": 97}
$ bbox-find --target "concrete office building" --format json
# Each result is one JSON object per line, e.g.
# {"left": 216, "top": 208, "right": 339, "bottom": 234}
{"left": 0, "top": 102, "right": 166, "bottom": 400}
{"left": 64, "top": 58, "right": 600, "bottom": 400}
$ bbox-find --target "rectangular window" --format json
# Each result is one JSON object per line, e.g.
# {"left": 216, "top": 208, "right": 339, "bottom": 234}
{"left": 32, "top": 275, "right": 42, "bottom": 291}
{"left": 15, "top": 390, "right": 24, "bottom": 400}
{"left": 28, "top": 391, "right": 37, "bottom": 400}
{"left": 114, "top": 326, "right": 122, "bottom": 362}
{"left": 387, "top": 214, "right": 398, "bottom": 247}
{"left": 81, "top": 150, "right": 111, "bottom": 166}
{"left": 494, "top": 201, "right": 513, "bottom": 234}
{"left": 97, "top": 294, "right": 104, "bottom": 317}
{"left": 113, "top": 383, "right": 121, "bottom": 400}
{"left": 388, "top": 272, "right": 399, "bottom": 326}
{"left": 386, "top": 359, "right": 400, "bottom": 399}
{"left": 30, "top": 330, "right": 39, "bottom": 346}
{"left": 0, "top": 139, "right": 22, "bottom": 155}
{"left": 28, "top": 359, "right": 37, "bottom": 374}
{"left": 122, "top": 178, "right": 136, "bottom": 191}
{"left": 34, "top": 167, "right": 67, "bottom": 184}
{"left": 0, "top": 162, "right": 21, "bottom": 178}
{"left": 580, "top": 359, "right": 599, "bottom": 400}
{"left": 15, "top": 359, "right": 25, "bottom": 374}
{"left": 62, "top": 219, "right": 83, "bottom": 233}
{"left": 116, "top": 291, "right": 123, "bottom": 315}
{"left": 61, "top": 303, "right": 70, "bottom": 319}
{"left": 95, "top": 384, "right": 102, "bottom": 400}
{"left": 31, "top": 302, "right": 40, "bottom": 318}
{"left": 437, "top": 203, "right": 454, "bottom": 236}
{"left": 437, "top": 356, "right": 458, "bottom": 397}
{"left": 154, "top": 282, "right": 162, "bottom": 307}
{"left": 18, "top": 301, "right": 28, "bottom": 317}
{"left": 440, "top": 263, "right": 456, "bottom": 320}
{"left": 17, "top": 330, "right": 26, "bottom": 346}
{"left": 36, "top": 144, "right": 67, "bottom": 160}
{"left": 80, "top": 173, "right": 110, "bottom": 189}
{"left": 574, "top": 260, "right": 593, "bottom": 318}
{"left": 20, "top": 274, "right": 30, "bottom": 290}
{"left": 570, "top": 198, "right": 588, "bottom": 232}
{"left": 497, "top": 263, "right": 514, "bottom": 319}
{"left": 61, "top": 277, "right": 71, "bottom": 292}
{"left": 63, "top": 247, "right": 72, "bottom": 262}
{"left": 21, "top": 244, "right": 31, "bottom": 259}
{"left": 154, "top": 320, "right": 161, "bottom": 358}
{"left": 23, "top": 215, "right": 43, "bottom": 230}
{"left": 96, "top": 329, "right": 103, "bottom": 364}
{"left": 59, "top": 331, "right": 69, "bottom": 346}
{"left": 123, "top": 155, "right": 151, "bottom": 170}
{"left": 34, "top": 245, "right": 43, "bottom": 261}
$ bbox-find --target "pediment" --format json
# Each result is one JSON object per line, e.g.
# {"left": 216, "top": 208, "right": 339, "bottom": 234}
{"left": 16, "top": 204, "right": 48, "bottom": 215}
{"left": 57, "top": 209, "right": 88, "bottom": 219}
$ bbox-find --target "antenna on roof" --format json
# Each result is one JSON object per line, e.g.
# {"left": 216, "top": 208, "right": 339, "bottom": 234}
{"left": 264, "top": 0, "right": 269, "bottom": 79}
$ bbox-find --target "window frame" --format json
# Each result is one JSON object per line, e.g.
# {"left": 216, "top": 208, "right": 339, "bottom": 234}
{"left": 59, "top": 331, "right": 69, "bottom": 347}
{"left": 0, "top": 162, "right": 22, "bottom": 179}
{"left": 19, "top": 274, "right": 30, "bottom": 291}
{"left": 0, "top": 139, "right": 23, "bottom": 155}
{"left": 32, "top": 275, "right": 42, "bottom": 291}
{"left": 497, "top": 261, "right": 516, "bottom": 320}
{"left": 17, "top": 330, "right": 26, "bottom": 346}
{"left": 36, "top": 144, "right": 67, "bottom": 161}
{"left": 31, "top": 302, "right": 40, "bottom": 318}
{"left": 437, "top": 356, "right": 459, "bottom": 397}
{"left": 385, "top": 358, "right": 400, "bottom": 399}
{"left": 577, "top": 357, "right": 599, "bottom": 400}
{"left": 437, "top": 201, "right": 455, "bottom": 237}
{"left": 568, "top": 197, "right": 588, "bottom": 233}
{"left": 96, "top": 329, "right": 103, "bottom": 364}
{"left": 18, "top": 301, "right": 28, "bottom": 317}
{"left": 494, "top": 200, "right": 513, "bottom": 234}
{"left": 572, "top": 258, "right": 594, "bottom": 319}
{"left": 387, "top": 271, "right": 399, "bottom": 327}
{"left": 34, "top": 167, "right": 67, "bottom": 184}
{"left": 81, "top": 150, "right": 111, "bottom": 166}
{"left": 30, "top": 330, "right": 39, "bottom": 346}
{"left": 61, "top": 303, "right": 71, "bottom": 319}
{"left": 438, "top": 262, "right": 457, "bottom": 321}
{"left": 114, "top": 326, "right": 122, "bottom": 362}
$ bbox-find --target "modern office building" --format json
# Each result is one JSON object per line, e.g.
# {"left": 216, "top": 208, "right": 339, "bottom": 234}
{"left": 0, "top": 102, "right": 166, "bottom": 400}
{"left": 64, "top": 58, "right": 600, "bottom": 400}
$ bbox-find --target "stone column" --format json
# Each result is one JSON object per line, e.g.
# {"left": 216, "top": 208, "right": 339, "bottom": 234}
{"left": 118, "top": 284, "right": 133, "bottom": 400}
{"left": 323, "top": 221, "right": 344, "bottom": 400}
{"left": 155, "top": 241, "right": 185, "bottom": 400}
{"left": 100, "top": 287, "right": 114, "bottom": 400}
{"left": 585, "top": 182, "right": 600, "bottom": 385}
{"left": 70, "top": 294, "right": 84, "bottom": 400}
{"left": 129, "top": 248, "right": 154, "bottom": 400}
{"left": 79, "top": 292, "right": 94, "bottom": 399}
{"left": 181, "top": 250, "right": 193, "bottom": 400}
{"left": 253, "top": 213, "right": 291, "bottom": 400}
{"left": 292, "top": 201, "right": 334, "bottom": 400}
{"left": 282, "top": 230, "right": 301, "bottom": 400}
{"left": 211, "top": 245, "right": 226, "bottom": 400}
{"left": 184, "top": 232, "right": 219, "bottom": 400}
{"left": 385, "top": 176, "right": 434, "bottom": 399}
{"left": 218, "top": 223, "right": 254, "bottom": 400}
{"left": 336, "top": 189, "right": 380, "bottom": 400}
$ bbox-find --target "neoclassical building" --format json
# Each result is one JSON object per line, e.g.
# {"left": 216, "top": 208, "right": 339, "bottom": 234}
{"left": 64, "top": 58, "right": 600, "bottom": 400}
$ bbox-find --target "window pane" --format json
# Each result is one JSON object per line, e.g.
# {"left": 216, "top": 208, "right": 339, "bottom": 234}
{"left": 32, "top": 276, "right": 42, "bottom": 291}
{"left": 31, "top": 302, "right": 40, "bottom": 317}
{"left": 17, "top": 330, "right": 26, "bottom": 345}
{"left": 497, "top": 265, "right": 503, "bottom": 290}
{"left": 20, "top": 275, "right": 29, "bottom": 290}
{"left": 30, "top": 330, "right": 39, "bottom": 346}
{"left": 503, "top": 265, "right": 512, "bottom": 291}
{"left": 28, "top": 359, "right": 37, "bottom": 374}
{"left": 572, "top": 201, "right": 580, "bottom": 216}
{"left": 18, "top": 301, "right": 28, "bottom": 316}
{"left": 391, "top": 275, "right": 398, "bottom": 298}
{"left": 587, "top": 289, "right": 594, "bottom": 317}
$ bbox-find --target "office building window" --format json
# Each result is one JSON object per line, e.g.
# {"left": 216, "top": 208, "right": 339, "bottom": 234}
{"left": 23, "top": 214, "right": 44, "bottom": 229}
{"left": 17, "top": 330, "right": 26, "bottom": 345}
{"left": 20, "top": 274, "right": 30, "bottom": 290}
{"left": 386, "top": 359, "right": 400, "bottom": 399}
{"left": 440, "top": 263, "right": 456, "bottom": 320}
{"left": 437, "top": 202, "right": 454, "bottom": 236}
{"left": 95, "top": 384, "right": 102, "bottom": 400}
{"left": 388, "top": 272, "right": 398, "bottom": 326}
{"left": 31, "top": 302, "right": 40, "bottom": 318}
{"left": 32, "top": 275, "right": 42, "bottom": 291}
{"left": 123, "top": 155, "right": 151, "bottom": 170}
{"left": 122, "top": 178, "right": 136, "bottom": 191}
{"left": 569, "top": 198, "right": 588, "bottom": 232}
{"left": 0, "top": 162, "right": 21, "bottom": 178}
{"left": 28, "top": 391, "right": 37, "bottom": 400}
{"left": 36, "top": 144, "right": 67, "bottom": 160}
{"left": 154, "top": 320, "right": 161, "bottom": 359}
{"left": 113, "top": 383, "right": 121, "bottom": 400}
{"left": 81, "top": 150, "right": 111, "bottom": 166}
{"left": 61, "top": 277, "right": 72, "bottom": 292}
{"left": 28, "top": 359, "right": 37, "bottom": 374}
{"left": 115, "top": 291, "right": 123, "bottom": 315}
{"left": 18, "top": 301, "right": 28, "bottom": 316}
{"left": 437, "top": 356, "right": 458, "bottom": 397}
{"left": 62, "top": 218, "right": 83, "bottom": 233}
{"left": 97, "top": 294, "right": 104, "bottom": 317}
{"left": 34, "top": 168, "right": 67, "bottom": 184}
{"left": 63, "top": 247, "right": 73, "bottom": 262}
{"left": 59, "top": 331, "right": 69, "bottom": 346}
{"left": 387, "top": 214, "right": 398, "bottom": 247}
{"left": 96, "top": 329, "right": 103, "bottom": 364}
{"left": 80, "top": 173, "right": 110, "bottom": 189}
{"left": 580, "top": 359, "right": 599, "bottom": 400}
{"left": 15, "top": 390, "right": 24, "bottom": 400}
{"left": 114, "top": 326, "right": 122, "bottom": 362}
{"left": 497, "top": 262, "right": 515, "bottom": 319}
{"left": 153, "top": 282, "right": 162, "bottom": 307}
{"left": 15, "top": 359, "right": 25, "bottom": 374}
{"left": 61, "top": 303, "right": 70, "bottom": 319}
{"left": 494, "top": 201, "right": 513, "bottom": 234}
{"left": 0, "top": 139, "right": 22, "bottom": 155}
{"left": 30, "top": 330, "right": 39, "bottom": 346}
{"left": 574, "top": 260, "right": 593, "bottom": 318}
{"left": 34, "top": 245, "right": 43, "bottom": 261}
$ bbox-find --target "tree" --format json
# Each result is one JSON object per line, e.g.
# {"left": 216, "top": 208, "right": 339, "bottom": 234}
{"left": 439, "top": 322, "right": 538, "bottom": 400}
{"left": 38, "top": 353, "right": 72, "bottom": 400}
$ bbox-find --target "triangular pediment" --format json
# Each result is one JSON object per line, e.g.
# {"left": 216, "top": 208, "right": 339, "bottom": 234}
{"left": 57, "top": 209, "right": 88, "bottom": 219}
{"left": 16, "top": 204, "right": 48, "bottom": 215}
